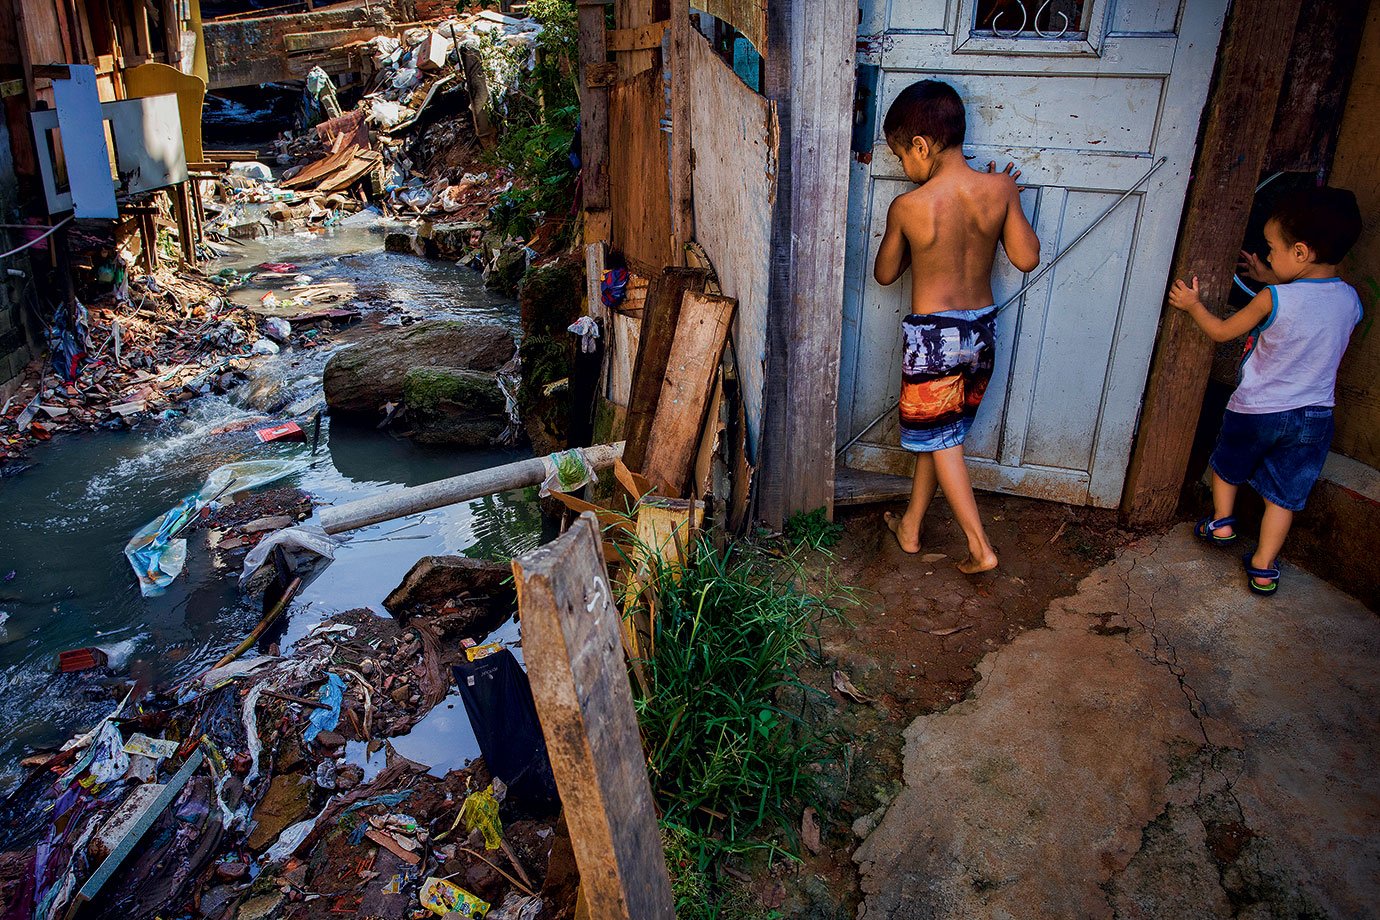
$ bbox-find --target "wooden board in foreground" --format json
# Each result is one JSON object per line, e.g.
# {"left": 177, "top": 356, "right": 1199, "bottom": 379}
{"left": 512, "top": 513, "right": 674, "bottom": 920}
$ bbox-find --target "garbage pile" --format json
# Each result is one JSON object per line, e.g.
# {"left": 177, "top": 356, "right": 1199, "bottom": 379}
{"left": 0, "top": 566, "right": 574, "bottom": 920}
{"left": 0, "top": 268, "right": 290, "bottom": 463}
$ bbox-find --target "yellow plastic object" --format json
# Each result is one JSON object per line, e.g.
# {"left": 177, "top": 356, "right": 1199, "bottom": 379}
{"left": 458, "top": 784, "right": 503, "bottom": 850}
{"left": 419, "top": 876, "right": 490, "bottom": 917}
{"left": 465, "top": 641, "right": 503, "bottom": 661}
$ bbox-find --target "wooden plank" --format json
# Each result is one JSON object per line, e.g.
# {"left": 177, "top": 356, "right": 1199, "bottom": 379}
{"left": 692, "top": 0, "right": 765, "bottom": 54}
{"left": 643, "top": 291, "right": 734, "bottom": 496}
{"left": 608, "top": 67, "right": 674, "bottom": 273}
{"left": 666, "top": 10, "right": 693, "bottom": 266}
{"left": 1121, "top": 0, "right": 1302, "bottom": 526}
{"left": 833, "top": 467, "right": 913, "bottom": 507}
{"left": 173, "top": 181, "right": 196, "bottom": 263}
{"left": 607, "top": 310, "right": 640, "bottom": 407}
{"left": 585, "top": 61, "right": 618, "bottom": 87}
{"left": 757, "top": 0, "right": 854, "bottom": 526}
{"left": 161, "top": 0, "right": 181, "bottom": 70}
{"left": 623, "top": 267, "right": 708, "bottom": 473}
{"left": 577, "top": 0, "right": 610, "bottom": 213}
{"left": 512, "top": 513, "right": 675, "bottom": 920}
{"left": 1329, "top": 1, "right": 1380, "bottom": 469}
{"left": 615, "top": 0, "right": 658, "bottom": 76}
{"left": 73, "top": 749, "right": 205, "bottom": 908}
{"left": 1262, "top": 0, "right": 1369, "bottom": 175}
{"left": 606, "top": 20, "right": 667, "bottom": 52}
{"left": 684, "top": 27, "right": 776, "bottom": 461}
{"left": 283, "top": 26, "right": 380, "bottom": 53}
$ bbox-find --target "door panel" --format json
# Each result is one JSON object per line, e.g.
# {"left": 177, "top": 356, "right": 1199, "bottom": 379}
{"left": 837, "top": 0, "right": 1228, "bottom": 507}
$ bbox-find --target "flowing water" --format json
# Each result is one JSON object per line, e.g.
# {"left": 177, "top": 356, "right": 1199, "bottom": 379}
{"left": 0, "top": 222, "right": 544, "bottom": 793}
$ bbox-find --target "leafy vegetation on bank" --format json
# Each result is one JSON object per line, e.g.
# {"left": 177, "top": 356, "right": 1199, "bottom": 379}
{"left": 626, "top": 536, "right": 854, "bottom": 917}
{"left": 480, "top": 0, "right": 580, "bottom": 239}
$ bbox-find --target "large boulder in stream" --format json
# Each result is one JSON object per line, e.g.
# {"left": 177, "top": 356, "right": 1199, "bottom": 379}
{"left": 383, "top": 555, "right": 516, "bottom": 641}
{"left": 323, "top": 321, "right": 515, "bottom": 415}
{"left": 401, "top": 366, "right": 508, "bottom": 445}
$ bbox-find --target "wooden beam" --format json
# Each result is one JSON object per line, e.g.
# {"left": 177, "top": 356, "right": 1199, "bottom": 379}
{"left": 577, "top": 0, "right": 610, "bottom": 217}
{"left": 161, "top": 0, "right": 181, "bottom": 70}
{"left": 511, "top": 513, "right": 675, "bottom": 920}
{"left": 1120, "top": 0, "right": 1302, "bottom": 526}
{"left": 623, "top": 267, "right": 708, "bottom": 473}
{"left": 173, "top": 181, "right": 196, "bottom": 265}
{"left": 756, "top": 0, "right": 854, "bottom": 527}
{"left": 667, "top": 7, "right": 693, "bottom": 264}
{"left": 643, "top": 291, "right": 735, "bottom": 496}
{"left": 606, "top": 20, "right": 667, "bottom": 52}
{"left": 614, "top": 0, "right": 658, "bottom": 75}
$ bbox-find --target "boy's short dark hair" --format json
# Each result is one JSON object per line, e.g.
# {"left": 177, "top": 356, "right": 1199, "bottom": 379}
{"left": 1270, "top": 186, "right": 1362, "bottom": 264}
{"left": 883, "top": 80, "right": 965, "bottom": 151}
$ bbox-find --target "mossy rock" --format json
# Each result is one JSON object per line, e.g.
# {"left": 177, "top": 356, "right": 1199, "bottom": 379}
{"left": 519, "top": 258, "right": 584, "bottom": 338}
{"left": 485, "top": 246, "right": 527, "bottom": 295}
{"left": 323, "top": 321, "right": 515, "bottom": 415}
{"left": 384, "top": 231, "right": 415, "bottom": 253}
{"left": 402, "top": 366, "right": 508, "bottom": 446}
{"left": 515, "top": 257, "right": 586, "bottom": 452}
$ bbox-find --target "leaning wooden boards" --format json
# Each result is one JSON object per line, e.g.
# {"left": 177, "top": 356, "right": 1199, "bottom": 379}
{"left": 512, "top": 514, "right": 674, "bottom": 919}
{"left": 642, "top": 291, "right": 735, "bottom": 495}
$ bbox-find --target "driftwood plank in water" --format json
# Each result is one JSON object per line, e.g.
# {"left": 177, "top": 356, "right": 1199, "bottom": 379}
{"left": 643, "top": 291, "right": 735, "bottom": 496}
{"left": 623, "top": 267, "right": 708, "bottom": 473}
{"left": 609, "top": 67, "right": 674, "bottom": 274}
{"left": 512, "top": 513, "right": 674, "bottom": 920}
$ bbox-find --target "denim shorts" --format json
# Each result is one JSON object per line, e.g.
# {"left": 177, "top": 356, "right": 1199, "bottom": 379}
{"left": 1209, "top": 406, "right": 1333, "bottom": 512}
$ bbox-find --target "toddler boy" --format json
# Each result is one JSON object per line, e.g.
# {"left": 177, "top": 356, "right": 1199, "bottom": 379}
{"left": 1169, "top": 185, "right": 1363, "bottom": 595}
{"left": 874, "top": 80, "right": 1040, "bottom": 573}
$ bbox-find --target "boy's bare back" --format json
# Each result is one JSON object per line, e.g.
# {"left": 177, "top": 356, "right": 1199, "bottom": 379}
{"left": 875, "top": 166, "right": 1038, "bottom": 315}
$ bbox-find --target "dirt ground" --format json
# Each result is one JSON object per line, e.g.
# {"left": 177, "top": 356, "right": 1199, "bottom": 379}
{"left": 769, "top": 493, "right": 1136, "bottom": 918}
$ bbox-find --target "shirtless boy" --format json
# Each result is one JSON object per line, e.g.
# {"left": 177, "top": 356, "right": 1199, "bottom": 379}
{"left": 874, "top": 80, "right": 1040, "bottom": 573}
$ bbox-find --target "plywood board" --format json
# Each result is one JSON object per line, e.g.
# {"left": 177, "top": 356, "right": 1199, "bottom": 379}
{"left": 126, "top": 63, "right": 206, "bottom": 161}
{"left": 609, "top": 67, "right": 673, "bottom": 273}
{"left": 52, "top": 65, "right": 118, "bottom": 218}
{"left": 684, "top": 29, "right": 776, "bottom": 457}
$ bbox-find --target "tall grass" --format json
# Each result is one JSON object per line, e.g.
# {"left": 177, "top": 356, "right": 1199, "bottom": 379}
{"left": 629, "top": 537, "right": 847, "bottom": 858}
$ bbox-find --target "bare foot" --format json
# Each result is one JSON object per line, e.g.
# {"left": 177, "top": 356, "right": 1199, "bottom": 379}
{"left": 957, "top": 551, "right": 998, "bottom": 574}
{"left": 883, "top": 511, "right": 920, "bottom": 554}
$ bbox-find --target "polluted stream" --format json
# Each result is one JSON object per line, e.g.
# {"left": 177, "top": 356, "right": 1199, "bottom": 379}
{"left": 0, "top": 222, "right": 547, "bottom": 796}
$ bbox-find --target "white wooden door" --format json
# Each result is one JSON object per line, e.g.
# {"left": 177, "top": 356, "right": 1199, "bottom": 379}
{"left": 837, "top": 0, "right": 1228, "bottom": 506}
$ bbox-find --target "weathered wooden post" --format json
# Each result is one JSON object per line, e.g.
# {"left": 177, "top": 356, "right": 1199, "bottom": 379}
{"left": 511, "top": 512, "right": 675, "bottom": 919}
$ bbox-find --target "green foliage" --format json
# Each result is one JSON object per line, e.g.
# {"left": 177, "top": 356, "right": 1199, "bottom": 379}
{"left": 783, "top": 507, "right": 844, "bottom": 550}
{"left": 634, "top": 540, "right": 841, "bottom": 842}
{"left": 662, "top": 821, "right": 783, "bottom": 920}
{"left": 481, "top": 0, "right": 580, "bottom": 239}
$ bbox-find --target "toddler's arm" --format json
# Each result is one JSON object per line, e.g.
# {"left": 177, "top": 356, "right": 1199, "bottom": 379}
{"left": 1168, "top": 277, "right": 1272, "bottom": 342}
{"left": 874, "top": 196, "right": 911, "bottom": 286}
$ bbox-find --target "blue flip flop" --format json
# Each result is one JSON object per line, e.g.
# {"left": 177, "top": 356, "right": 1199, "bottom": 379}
{"left": 1194, "top": 516, "right": 1237, "bottom": 545}
{"left": 1243, "top": 554, "right": 1280, "bottom": 596}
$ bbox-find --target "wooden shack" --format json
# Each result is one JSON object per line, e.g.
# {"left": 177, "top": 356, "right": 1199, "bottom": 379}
{"left": 578, "top": 0, "right": 1376, "bottom": 541}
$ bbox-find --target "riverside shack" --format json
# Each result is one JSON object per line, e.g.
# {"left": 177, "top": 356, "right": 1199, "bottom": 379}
{"left": 577, "top": 0, "right": 1380, "bottom": 598}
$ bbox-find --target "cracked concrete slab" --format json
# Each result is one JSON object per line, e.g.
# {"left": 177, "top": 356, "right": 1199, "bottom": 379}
{"left": 854, "top": 524, "right": 1380, "bottom": 919}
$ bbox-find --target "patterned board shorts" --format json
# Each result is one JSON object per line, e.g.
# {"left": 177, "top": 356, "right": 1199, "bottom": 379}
{"left": 899, "top": 305, "right": 998, "bottom": 453}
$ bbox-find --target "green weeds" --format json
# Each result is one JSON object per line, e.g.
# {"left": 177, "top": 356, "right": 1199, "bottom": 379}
{"left": 783, "top": 507, "right": 844, "bottom": 550}
{"left": 627, "top": 536, "right": 852, "bottom": 914}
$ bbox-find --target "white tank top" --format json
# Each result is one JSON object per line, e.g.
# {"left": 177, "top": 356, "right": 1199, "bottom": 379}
{"left": 1227, "top": 278, "right": 1362, "bottom": 415}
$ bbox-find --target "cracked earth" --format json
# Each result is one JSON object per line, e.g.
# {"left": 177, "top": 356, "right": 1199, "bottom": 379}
{"left": 845, "top": 522, "right": 1380, "bottom": 919}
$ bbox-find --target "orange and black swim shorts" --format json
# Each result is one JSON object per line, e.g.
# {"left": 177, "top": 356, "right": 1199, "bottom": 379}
{"left": 899, "top": 305, "right": 997, "bottom": 452}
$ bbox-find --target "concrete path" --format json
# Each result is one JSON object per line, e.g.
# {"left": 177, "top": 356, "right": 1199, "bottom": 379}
{"left": 854, "top": 524, "right": 1380, "bottom": 919}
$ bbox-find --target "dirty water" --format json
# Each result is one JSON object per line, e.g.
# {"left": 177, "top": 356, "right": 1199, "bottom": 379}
{"left": 0, "top": 223, "right": 543, "bottom": 795}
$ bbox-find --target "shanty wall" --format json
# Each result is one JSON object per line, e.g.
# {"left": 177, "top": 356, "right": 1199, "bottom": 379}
{"left": 1331, "top": 2, "right": 1380, "bottom": 470}
{"left": 684, "top": 29, "right": 776, "bottom": 454}
{"left": 0, "top": 119, "right": 35, "bottom": 394}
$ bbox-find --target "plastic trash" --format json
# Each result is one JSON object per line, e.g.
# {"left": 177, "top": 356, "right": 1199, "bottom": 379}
{"left": 458, "top": 785, "right": 502, "bottom": 850}
{"left": 538, "top": 448, "right": 597, "bottom": 497}
{"left": 251, "top": 338, "right": 280, "bottom": 356}
{"left": 202, "top": 459, "right": 306, "bottom": 502}
{"left": 228, "top": 161, "right": 272, "bottom": 181}
{"left": 419, "top": 877, "right": 490, "bottom": 918}
{"left": 303, "top": 673, "right": 345, "bottom": 743}
{"left": 370, "top": 98, "right": 409, "bottom": 129}
{"left": 263, "top": 317, "right": 292, "bottom": 342}
{"left": 264, "top": 812, "right": 322, "bottom": 863}
{"left": 391, "top": 67, "right": 421, "bottom": 91}
{"left": 568, "top": 316, "right": 600, "bottom": 353}
{"left": 238, "top": 525, "right": 345, "bottom": 588}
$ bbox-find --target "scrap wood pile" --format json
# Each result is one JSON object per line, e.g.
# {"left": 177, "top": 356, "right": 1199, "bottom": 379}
{"left": 0, "top": 584, "right": 575, "bottom": 920}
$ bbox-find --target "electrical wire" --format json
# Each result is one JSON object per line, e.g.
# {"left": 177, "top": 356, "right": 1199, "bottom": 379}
{"left": 0, "top": 215, "right": 72, "bottom": 260}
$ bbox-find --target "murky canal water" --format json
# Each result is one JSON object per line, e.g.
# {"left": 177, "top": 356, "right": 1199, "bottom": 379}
{"left": 0, "top": 223, "right": 544, "bottom": 793}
